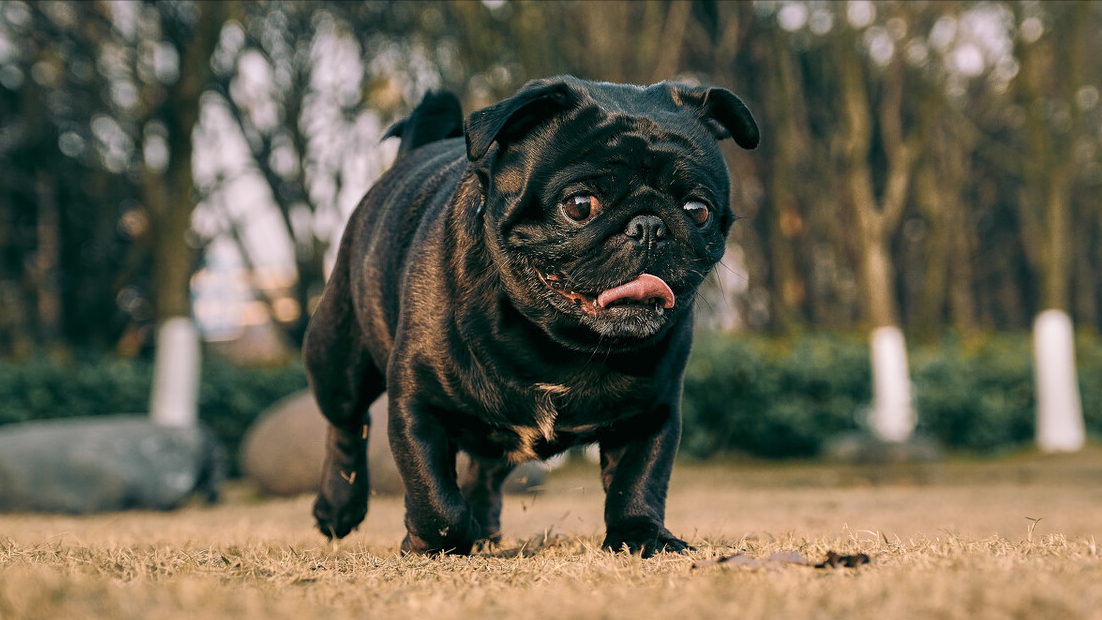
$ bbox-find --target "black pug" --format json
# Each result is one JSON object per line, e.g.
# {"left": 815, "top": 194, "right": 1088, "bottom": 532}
{"left": 304, "top": 76, "right": 758, "bottom": 557}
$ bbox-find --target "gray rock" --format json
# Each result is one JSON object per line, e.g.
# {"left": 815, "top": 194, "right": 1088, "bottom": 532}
{"left": 240, "top": 390, "right": 547, "bottom": 497}
{"left": 0, "top": 416, "right": 224, "bottom": 514}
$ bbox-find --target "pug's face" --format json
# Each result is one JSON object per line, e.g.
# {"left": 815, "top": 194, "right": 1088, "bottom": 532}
{"left": 466, "top": 78, "right": 758, "bottom": 350}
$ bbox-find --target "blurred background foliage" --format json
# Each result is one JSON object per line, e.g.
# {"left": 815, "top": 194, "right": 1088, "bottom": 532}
{"left": 1, "top": 1, "right": 1100, "bottom": 459}
{"left": 0, "top": 354, "right": 308, "bottom": 473}
{"left": 0, "top": 332, "right": 1098, "bottom": 465}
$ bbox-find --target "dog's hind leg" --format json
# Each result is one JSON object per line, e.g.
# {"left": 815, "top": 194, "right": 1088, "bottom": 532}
{"left": 459, "top": 455, "right": 514, "bottom": 546}
{"left": 304, "top": 277, "right": 384, "bottom": 540}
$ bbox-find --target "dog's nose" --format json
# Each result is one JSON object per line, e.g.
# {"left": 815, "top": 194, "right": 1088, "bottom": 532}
{"left": 624, "top": 214, "right": 667, "bottom": 245}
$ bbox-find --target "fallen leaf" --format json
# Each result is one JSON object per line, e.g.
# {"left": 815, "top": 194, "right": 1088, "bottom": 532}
{"left": 814, "top": 551, "right": 871, "bottom": 569}
{"left": 693, "top": 550, "right": 869, "bottom": 571}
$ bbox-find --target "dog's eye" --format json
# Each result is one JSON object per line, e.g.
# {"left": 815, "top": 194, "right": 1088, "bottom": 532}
{"left": 683, "top": 201, "right": 710, "bottom": 226}
{"left": 562, "top": 195, "right": 599, "bottom": 222}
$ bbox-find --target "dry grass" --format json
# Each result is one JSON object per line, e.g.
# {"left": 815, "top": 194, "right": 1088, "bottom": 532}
{"left": 2, "top": 448, "right": 1101, "bottom": 620}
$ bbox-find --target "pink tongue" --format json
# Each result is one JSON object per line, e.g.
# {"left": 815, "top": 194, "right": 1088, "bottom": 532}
{"left": 597, "top": 274, "right": 676, "bottom": 309}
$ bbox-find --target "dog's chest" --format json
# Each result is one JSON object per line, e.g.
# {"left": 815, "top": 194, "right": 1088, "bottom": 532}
{"left": 502, "top": 377, "right": 636, "bottom": 463}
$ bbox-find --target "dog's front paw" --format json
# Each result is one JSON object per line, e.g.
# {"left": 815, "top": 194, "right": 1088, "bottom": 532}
{"left": 604, "top": 520, "right": 690, "bottom": 558}
{"left": 656, "top": 526, "right": 693, "bottom": 553}
{"left": 401, "top": 515, "right": 482, "bottom": 556}
{"left": 603, "top": 518, "right": 660, "bottom": 557}
{"left": 313, "top": 466, "right": 368, "bottom": 540}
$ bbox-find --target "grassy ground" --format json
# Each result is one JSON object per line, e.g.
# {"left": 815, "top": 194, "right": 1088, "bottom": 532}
{"left": 2, "top": 447, "right": 1101, "bottom": 620}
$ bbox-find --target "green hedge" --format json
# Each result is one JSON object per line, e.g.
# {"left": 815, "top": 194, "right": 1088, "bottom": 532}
{"left": 1, "top": 332, "right": 1100, "bottom": 469}
{"left": 0, "top": 354, "right": 307, "bottom": 474}
{"left": 909, "top": 334, "right": 1037, "bottom": 451}
{"left": 681, "top": 331, "right": 1102, "bottom": 458}
{"left": 681, "top": 334, "right": 871, "bottom": 458}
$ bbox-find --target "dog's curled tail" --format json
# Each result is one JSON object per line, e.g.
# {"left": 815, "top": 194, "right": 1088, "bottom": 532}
{"left": 383, "top": 91, "right": 464, "bottom": 156}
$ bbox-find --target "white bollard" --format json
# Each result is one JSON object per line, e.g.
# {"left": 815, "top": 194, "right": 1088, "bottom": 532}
{"left": 1033, "top": 310, "right": 1085, "bottom": 453}
{"left": 149, "top": 317, "right": 201, "bottom": 428}
{"left": 869, "top": 325, "right": 916, "bottom": 443}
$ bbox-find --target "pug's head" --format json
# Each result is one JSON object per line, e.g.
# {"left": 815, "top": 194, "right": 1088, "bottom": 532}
{"left": 465, "top": 76, "right": 758, "bottom": 350}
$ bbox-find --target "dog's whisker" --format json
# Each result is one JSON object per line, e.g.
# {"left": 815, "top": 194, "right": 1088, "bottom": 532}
{"left": 710, "top": 266, "right": 732, "bottom": 313}
{"left": 717, "top": 259, "right": 749, "bottom": 282}
{"left": 711, "top": 266, "right": 726, "bottom": 294}
{"left": 694, "top": 290, "right": 716, "bottom": 313}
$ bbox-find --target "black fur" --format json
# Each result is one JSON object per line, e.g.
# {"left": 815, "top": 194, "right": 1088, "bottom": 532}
{"left": 305, "top": 77, "right": 758, "bottom": 557}
{"left": 383, "top": 90, "right": 464, "bottom": 155}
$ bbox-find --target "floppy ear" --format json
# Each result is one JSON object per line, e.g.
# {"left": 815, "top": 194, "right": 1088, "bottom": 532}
{"left": 671, "top": 85, "right": 760, "bottom": 150}
{"left": 464, "top": 78, "right": 581, "bottom": 161}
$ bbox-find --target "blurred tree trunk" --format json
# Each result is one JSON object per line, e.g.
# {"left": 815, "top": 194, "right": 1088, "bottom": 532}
{"left": 1095, "top": 220, "right": 1102, "bottom": 329}
{"left": 1013, "top": 1, "right": 1090, "bottom": 314}
{"left": 912, "top": 163, "right": 948, "bottom": 335}
{"left": 556, "top": 0, "right": 679, "bottom": 83}
{"left": 761, "top": 30, "right": 808, "bottom": 332}
{"left": 572, "top": 1, "right": 632, "bottom": 82}
{"left": 1073, "top": 213, "right": 1098, "bottom": 327}
{"left": 836, "top": 39, "right": 923, "bottom": 328}
{"left": 913, "top": 116, "right": 977, "bottom": 337}
{"left": 145, "top": 3, "right": 228, "bottom": 323}
{"left": 649, "top": 0, "right": 692, "bottom": 82}
{"left": 2, "top": 19, "right": 54, "bottom": 357}
{"left": 707, "top": 0, "right": 750, "bottom": 75}
{"left": 32, "top": 171, "right": 62, "bottom": 348}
